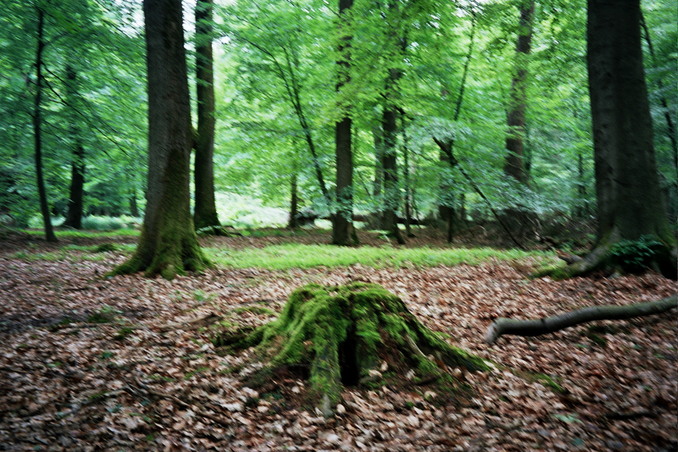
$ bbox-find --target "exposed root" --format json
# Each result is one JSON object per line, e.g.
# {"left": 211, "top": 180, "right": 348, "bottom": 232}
{"left": 486, "top": 295, "right": 678, "bottom": 344}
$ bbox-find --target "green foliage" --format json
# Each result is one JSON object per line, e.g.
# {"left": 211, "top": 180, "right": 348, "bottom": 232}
{"left": 609, "top": 236, "right": 665, "bottom": 273}
{"left": 208, "top": 244, "right": 552, "bottom": 270}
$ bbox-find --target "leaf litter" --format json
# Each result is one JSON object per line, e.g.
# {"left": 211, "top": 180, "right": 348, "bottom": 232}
{"left": 0, "top": 234, "right": 676, "bottom": 451}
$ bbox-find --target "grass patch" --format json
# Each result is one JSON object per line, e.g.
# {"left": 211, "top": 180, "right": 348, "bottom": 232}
{"left": 24, "top": 228, "right": 139, "bottom": 238}
{"left": 208, "top": 244, "right": 552, "bottom": 270}
{"left": 10, "top": 243, "right": 136, "bottom": 262}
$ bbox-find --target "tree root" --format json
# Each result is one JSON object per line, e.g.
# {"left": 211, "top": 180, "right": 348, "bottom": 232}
{"left": 485, "top": 295, "right": 677, "bottom": 344}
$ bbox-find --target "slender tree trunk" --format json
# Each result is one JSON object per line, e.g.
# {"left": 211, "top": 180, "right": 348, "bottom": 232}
{"left": 438, "top": 12, "right": 476, "bottom": 242}
{"left": 552, "top": 0, "right": 676, "bottom": 279}
{"left": 33, "top": 8, "right": 56, "bottom": 242}
{"left": 382, "top": 103, "right": 404, "bottom": 244}
{"left": 193, "top": 0, "right": 220, "bottom": 230}
{"left": 380, "top": 0, "right": 405, "bottom": 244}
{"left": 640, "top": 12, "right": 678, "bottom": 175}
{"left": 332, "top": 0, "right": 357, "bottom": 245}
{"left": 288, "top": 172, "right": 299, "bottom": 229}
{"left": 372, "top": 126, "right": 384, "bottom": 199}
{"left": 501, "top": 1, "right": 536, "bottom": 241}
{"left": 114, "top": 0, "right": 208, "bottom": 279}
{"left": 575, "top": 148, "right": 588, "bottom": 218}
{"left": 401, "top": 117, "right": 414, "bottom": 237}
{"left": 503, "top": 1, "right": 534, "bottom": 184}
{"left": 129, "top": 188, "right": 139, "bottom": 217}
{"left": 62, "top": 65, "right": 85, "bottom": 229}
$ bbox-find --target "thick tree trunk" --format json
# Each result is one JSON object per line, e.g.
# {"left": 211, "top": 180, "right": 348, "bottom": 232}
{"left": 33, "top": 8, "right": 56, "bottom": 243}
{"left": 332, "top": 0, "right": 357, "bottom": 246}
{"left": 62, "top": 65, "right": 85, "bottom": 230}
{"left": 486, "top": 295, "right": 677, "bottom": 344}
{"left": 113, "top": 0, "right": 208, "bottom": 279}
{"left": 549, "top": 0, "right": 677, "bottom": 279}
{"left": 193, "top": 0, "right": 220, "bottom": 231}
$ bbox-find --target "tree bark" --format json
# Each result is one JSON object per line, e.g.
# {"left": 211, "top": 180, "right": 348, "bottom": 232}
{"left": 380, "top": 0, "right": 405, "bottom": 244}
{"left": 332, "top": 0, "right": 357, "bottom": 246}
{"left": 550, "top": 0, "right": 677, "bottom": 279}
{"left": 503, "top": 0, "right": 534, "bottom": 185}
{"left": 486, "top": 295, "right": 678, "bottom": 344}
{"left": 32, "top": 8, "right": 57, "bottom": 243}
{"left": 288, "top": 172, "right": 299, "bottom": 229}
{"left": 113, "top": 0, "right": 208, "bottom": 279}
{"left": 382, "top": 105, "right": 404, "bottom": 244}
{"left": 193, "top": 0, "right": 220, "bottom": 231}
{"left": 501, "top": 1, "right": 537, "bottom": 241}
{"left": 62, "top": 65, "right": 85, "bottom": 230}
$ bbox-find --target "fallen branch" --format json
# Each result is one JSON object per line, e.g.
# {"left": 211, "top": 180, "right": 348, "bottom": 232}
{"left": 485, "top": 295, "right": 677, "bottom": 344}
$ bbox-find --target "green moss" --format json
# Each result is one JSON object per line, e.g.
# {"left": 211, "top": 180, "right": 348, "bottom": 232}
{"left": 218, "top": 282, "right": 487, "bottom": 416}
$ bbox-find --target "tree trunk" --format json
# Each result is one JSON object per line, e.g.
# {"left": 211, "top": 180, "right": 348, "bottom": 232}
{"left": 288, "top": 172, "right": 299, "bottom": 229}
{"left": 503, "top": 0, "right": 534, "bottom": 185}
{"left": 380, "top": 0, "right": 405, "bottom": 244}
{"left": 216, "top": 283, "right": 487, "bottom": 417}
{"left": 62, "top": 65, "right": 85, "bottom": 230}
{"left": 332, "top": 0, "right": 357, "bottom": 246}
{"left": 113, "top": 0, "right": 208, "bottom": 279}
{"left": 640, "top": 12, "right": 678, "bottom": 176}
{"left": 382, "top": 105, "right": 404, "bottom": 244}
{"left": 555, "top": 0, "right": 677, "bottom": 279}
{"left": 32, "top": 8, "right": 57, "bottom": 243}
{"left": 193, "top": 0, "right": 220, "bottom": 231}
{"left": 401, "top": 117, "right": 414, "bottom": 237}
{"left": 486, "top": 295, "right": 677, "bottom": 344}
{"left": 501, "top": 1, "right": 537, "bottom": 240}
{"left": 437, "top": 12, "right": 476, "bottom": 242}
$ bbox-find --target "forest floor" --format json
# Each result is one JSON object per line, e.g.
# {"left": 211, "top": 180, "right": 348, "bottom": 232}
{"left": 0, "top": 228, "right": 676, "bottom": 451}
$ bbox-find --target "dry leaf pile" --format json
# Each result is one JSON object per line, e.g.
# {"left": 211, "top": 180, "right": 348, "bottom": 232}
{"left": 0, "top": 234, "right": 676, "bottom": 451}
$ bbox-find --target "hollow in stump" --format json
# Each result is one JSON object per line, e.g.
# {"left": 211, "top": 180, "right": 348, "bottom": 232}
{"left": 215, "top": 283, "right": 487, "bottom": 416}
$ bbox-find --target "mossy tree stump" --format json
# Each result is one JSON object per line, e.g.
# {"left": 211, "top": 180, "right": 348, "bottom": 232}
{"left": 216, "top": 283, "right": 487, "bottom": 416}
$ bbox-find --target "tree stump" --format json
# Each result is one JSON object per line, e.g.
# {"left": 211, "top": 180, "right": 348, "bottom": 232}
{"left": 215, "top": 283, "right": 486, "bottom": 416}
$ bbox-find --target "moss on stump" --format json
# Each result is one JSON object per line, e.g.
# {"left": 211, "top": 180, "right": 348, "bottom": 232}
{"left": 215, "top": 283, "right": 487, "bottom": 416}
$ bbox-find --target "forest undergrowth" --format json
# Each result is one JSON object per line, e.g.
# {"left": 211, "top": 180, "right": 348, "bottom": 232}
{"left": 0, "top": 229, "right": 676, "bottom": 451}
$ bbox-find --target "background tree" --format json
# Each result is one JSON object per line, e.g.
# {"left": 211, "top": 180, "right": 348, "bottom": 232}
{"left": 32, "top": 5, "right": 57, "bottom": 242}
{"left": 114, "top": 0, "right": 208, "bottom": 279}
{"left": 332, "top": 0, "right": 357, "bottom": 245}
{"left": 61, "top": 65, "right": 85, "bottom": 229}
{"left": 193, "top": 0, "right": 221, "bottom": 231}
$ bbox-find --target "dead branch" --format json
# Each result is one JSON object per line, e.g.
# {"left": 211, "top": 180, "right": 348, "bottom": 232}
{"left": 485, "top": 295, "right": 677, "bottom": 344}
